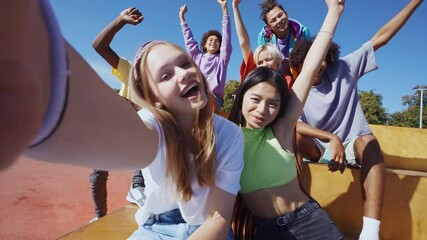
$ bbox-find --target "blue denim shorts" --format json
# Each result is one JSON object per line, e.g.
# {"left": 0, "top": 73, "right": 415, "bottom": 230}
{"left": 254, "top": 200, "right": 344, "bottom": 240}
{"left": 128, "top": 208, "right": 235, "bottom": 240}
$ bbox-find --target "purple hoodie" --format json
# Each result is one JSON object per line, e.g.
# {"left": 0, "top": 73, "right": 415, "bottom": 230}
{"left": 181, "top": 15, "right": 232, "bottom": 98}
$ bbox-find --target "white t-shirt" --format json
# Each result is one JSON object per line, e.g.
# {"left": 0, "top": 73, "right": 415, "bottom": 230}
{"left": 135, "top": 109, "right": 244, "bottom": 225}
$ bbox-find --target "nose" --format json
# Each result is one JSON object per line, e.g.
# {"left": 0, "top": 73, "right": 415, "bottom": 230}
{"left": 256, "top": 102, "right": 268, "bottom": 116}
{"left": 175, "top": 66, "right": 190, "bottom": 83}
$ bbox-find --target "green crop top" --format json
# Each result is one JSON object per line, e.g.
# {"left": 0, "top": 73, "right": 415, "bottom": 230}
{"left": 240, "top": 127, "right": 297, "bottom": 194}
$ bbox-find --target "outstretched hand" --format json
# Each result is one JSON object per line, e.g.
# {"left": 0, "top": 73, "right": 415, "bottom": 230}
{"left": 179, "top": 4, "right": 188, "bottom": 19}
{"left": 218, "top": 0, "right": 228, "bottom": 8}
{"left": 325, "top": 0, "right": 346, "bottom": 13}
{"left": 120, "top": 7, "right": 144, "bottom": 25}
{"left": 232, "top": 0, "right": 242, "bottom": 8}
{"left": 218, "top": 0, "right": 228, "bottom": 16}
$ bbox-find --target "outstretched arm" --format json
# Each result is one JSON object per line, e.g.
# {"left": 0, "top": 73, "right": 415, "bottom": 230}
{"left": 232, "top": 0, "right": 252, "bottom": 64}
{"left": 274, "top": 0, "right": 345, "bottom": 149}
{"left": 1, "top": 0, "right": 157, "bottom": 170}
{"left": 92, "top": 7, "right": 143, "bottom": 68}
{"left": 371, "top": 0, "right": 423, "bottom": 51}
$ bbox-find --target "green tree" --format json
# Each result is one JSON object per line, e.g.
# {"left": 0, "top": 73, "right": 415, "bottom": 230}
{"left": 359, "top": 90, "right": 388, "bottom": 125}
{"left": 221, "top": 80, "right": 239, "bottom": 112}
{"left": 388, "top": 85, "right": 427, "bottom": 128}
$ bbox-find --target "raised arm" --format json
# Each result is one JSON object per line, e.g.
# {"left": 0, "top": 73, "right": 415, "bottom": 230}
{"left": 232, "top": 0, "right": 252, "bottom": 64}
{"left": 179, "top": 4, "right": 204, "bottom": 59}
{"left": 371, "top": 0, "right": 423, "bottom": 51}
{"left": 218, "top": 0, "right": 229, "bottom": 16}
{"left": 92, "top": 7, "right": 143, "bottom": 68}
{"left": 219, "top": 0, "right": 232, "bottom": 61}
{"left": 274, "top": 0, "right": 345, "bottom": 147}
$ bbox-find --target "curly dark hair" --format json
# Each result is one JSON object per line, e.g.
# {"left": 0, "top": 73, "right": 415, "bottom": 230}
{"left": 259, "top": 0, "right": 286, "bottom": 24}
{"left": 289, "top": 38, "right": 341, "bottom": 70}
{"left": 200, "top": 30, "right": 222, "bottom": 53}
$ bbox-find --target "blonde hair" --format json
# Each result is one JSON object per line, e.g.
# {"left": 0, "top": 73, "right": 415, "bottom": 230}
{"left": 132, "top": 41, "right": 217, "bottom": 201}
{"left": 253, "top": 43, "right": 283, "bottom": 66}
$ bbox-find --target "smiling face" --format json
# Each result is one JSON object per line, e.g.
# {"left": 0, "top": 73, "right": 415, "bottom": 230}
{"left": 141, "top": 43, "right": 208, "bottom": 117}
{"left": 204, "top": 35, "right": 220, "bottom": 54}
{"left": 265, "top": 6, "right": 289, "bottom": 39}
{"left": 242, "top": 82, "right": 281, "bottom": 129}
{"left": 256, "top": 49, "right": 280, "bottom": 70}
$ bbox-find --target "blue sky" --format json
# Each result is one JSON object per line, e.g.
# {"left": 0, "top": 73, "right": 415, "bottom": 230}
{"left": 49, "top": 0, "right": 426, "bottom": 114}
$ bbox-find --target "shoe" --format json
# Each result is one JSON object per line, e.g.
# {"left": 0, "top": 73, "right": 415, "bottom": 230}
{"left": 126, "top": 185, "right": 146, "bottom": 208}
{"left": 89, "top": 217, "right": 99, "bottom": 223}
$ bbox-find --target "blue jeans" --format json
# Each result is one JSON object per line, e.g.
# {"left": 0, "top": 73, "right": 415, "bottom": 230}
{"left": 254, "top": 200, "right": 344, "bottom": 240}
{"left": 128, "top": 209, "right": 234, "bottom": 240}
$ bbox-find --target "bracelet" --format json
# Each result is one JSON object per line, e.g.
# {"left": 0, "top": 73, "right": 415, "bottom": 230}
{"left": 318, "top": 30, "right": 334, "bottom": 39}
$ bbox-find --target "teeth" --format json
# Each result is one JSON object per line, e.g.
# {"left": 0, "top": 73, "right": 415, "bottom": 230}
{"left": 182, "top": 82, "right": 197, "bottom": 96}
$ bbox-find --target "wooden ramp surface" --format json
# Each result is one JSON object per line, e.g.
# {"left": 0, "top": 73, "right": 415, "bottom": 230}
{"left": 304, "top": 165, "right": 427, "bottom": 239}
{"left": 59, "top": 204, "right": 138, "bottom": 240}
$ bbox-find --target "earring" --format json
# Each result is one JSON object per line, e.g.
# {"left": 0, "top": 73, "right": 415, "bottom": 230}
{"left": 155, "top": 102, "right": 163, "bottom": 109}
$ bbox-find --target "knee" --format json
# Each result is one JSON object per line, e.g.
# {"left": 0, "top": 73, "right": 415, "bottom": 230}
{"left": 295, "top": 133, "right": 320, "bottom": 162}
{"left": 355, "top": 135, "right": 384, "bottom": 165}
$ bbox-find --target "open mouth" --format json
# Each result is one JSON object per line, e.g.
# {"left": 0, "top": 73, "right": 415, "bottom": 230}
{"left": 181, "top": 82, "right": 200, "bottom": 98}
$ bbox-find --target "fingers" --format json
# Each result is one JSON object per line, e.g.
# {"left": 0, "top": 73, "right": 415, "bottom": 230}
{"left": 180, "top": 4, "right": 187, "bottom": 12}
{"left": 328, "top": 151, "right": 346, "bottom": 172}
{"left": 129, "top": 7, "right": 141, "bottom": 16}
{"left": 125, "top": 7, "right": 143, "bottom": 24}
{"left": 328, "top": 160, "right": 344, "bottom": 172}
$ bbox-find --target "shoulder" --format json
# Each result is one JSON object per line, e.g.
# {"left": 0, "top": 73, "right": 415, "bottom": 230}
{"left": 214, "top": 115, "right": 242, "bottom": 135}
{"left": 137, "top": 109, "right": 158, "bottom": 131}
{"left": 343, "top": 41, "right": 374, "bottom": 61}
{"left": 213, "top": 115, "right": 244, "bottom": 146}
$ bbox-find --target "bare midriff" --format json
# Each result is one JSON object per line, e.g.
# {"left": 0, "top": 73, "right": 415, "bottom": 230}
{"left": 241, "top": 177, "right": 310, "bottom": 218}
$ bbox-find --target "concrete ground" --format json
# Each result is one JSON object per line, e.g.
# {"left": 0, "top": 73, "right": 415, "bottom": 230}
{"left": 0, "top": 156, "right": 134, "bottom": 239}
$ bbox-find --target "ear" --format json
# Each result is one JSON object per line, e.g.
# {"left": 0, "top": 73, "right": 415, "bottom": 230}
{"left": 154, "top": 102, "right": 163, "bottom": 109}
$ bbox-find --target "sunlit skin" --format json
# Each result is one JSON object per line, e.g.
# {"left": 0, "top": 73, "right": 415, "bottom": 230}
{"left": 143, "top": 44, "right": 208, "bottom": 120}
{"left": 204, "top": 35, "right": 220, "bottom": 54}
{"left": 265, "top": 6, "right": 289, "bottom": 39}
{"left": 256, "top": 49, "right": 280, "bottom": 69}
{"left": 242, "top": 82, "right": 281, "bottom": 129}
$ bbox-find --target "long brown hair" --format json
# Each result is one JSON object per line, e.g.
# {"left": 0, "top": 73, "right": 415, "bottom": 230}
{"left": 132, "top": 41, "right": 217, "bottom": 201}
{"left": 232, "top": 194, "right": 256, "bottom": 240}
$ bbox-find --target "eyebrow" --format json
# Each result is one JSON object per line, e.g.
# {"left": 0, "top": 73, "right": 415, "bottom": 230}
{"left": 249, "top": 93, "right": 281, "bottom": 101}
